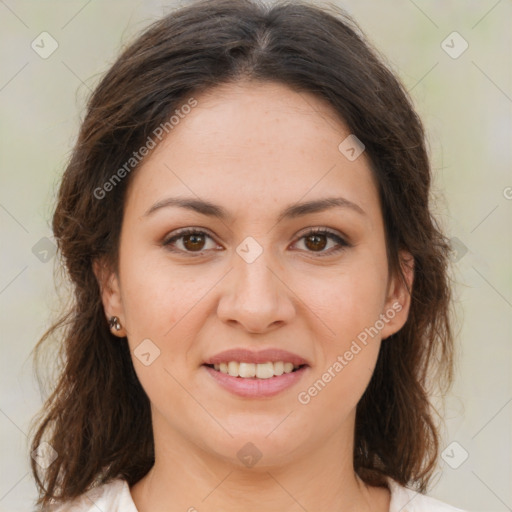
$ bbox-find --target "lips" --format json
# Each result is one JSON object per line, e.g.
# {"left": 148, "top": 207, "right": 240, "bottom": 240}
{"left": 203, "top": 348, "right": 310, "bottom": 367}
{"left": 201, "top": 348, "right": 310, "bottom": 397}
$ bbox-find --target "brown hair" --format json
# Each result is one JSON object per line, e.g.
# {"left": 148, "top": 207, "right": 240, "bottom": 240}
{"left": 29, "top": 0, "right": 454, "bottom": 507}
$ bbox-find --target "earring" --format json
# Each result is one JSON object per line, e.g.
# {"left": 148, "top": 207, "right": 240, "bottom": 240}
{"left": 109, "top": 316, "right": 122, "bottom": 332}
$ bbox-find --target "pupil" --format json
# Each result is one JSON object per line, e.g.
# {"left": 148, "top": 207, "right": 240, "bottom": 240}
{"left": 184, "top": 234, "right": 204, "bottom": 251}
{"left": 306, "top": 234, "right": 326, "bottom": 251}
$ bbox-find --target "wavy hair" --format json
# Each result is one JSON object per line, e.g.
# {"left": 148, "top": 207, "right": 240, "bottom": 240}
{"left": 29, "top": 0, "right": 454, "bottom": 507}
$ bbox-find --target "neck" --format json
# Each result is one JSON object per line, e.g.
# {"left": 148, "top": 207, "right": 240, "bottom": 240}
{"left": 130, "top": 421, "right": 389, "bottom": 512}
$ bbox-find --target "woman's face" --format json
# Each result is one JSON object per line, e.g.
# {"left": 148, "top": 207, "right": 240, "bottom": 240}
{"left": 97, "top": 81, "right": 412, "bottom": 468}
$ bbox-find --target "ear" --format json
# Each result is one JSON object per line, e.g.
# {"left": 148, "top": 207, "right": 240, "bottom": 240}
{"left": 92, "top": 257, "right": 126, "bottom": 337}
{"left": 380, "top": 250, "right": 414, "bottom": 340}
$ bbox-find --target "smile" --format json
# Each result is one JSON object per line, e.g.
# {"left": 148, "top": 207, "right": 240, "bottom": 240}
{"left": 205, "top": 361, "right": 304, "bottom": 379}
{"left": 202, "top": 363, "right": 309, "bottom": 398}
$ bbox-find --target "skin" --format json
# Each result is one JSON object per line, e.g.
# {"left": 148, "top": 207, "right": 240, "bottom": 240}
{"left": 94, "top": 80, "right": 413, "bottom": 512}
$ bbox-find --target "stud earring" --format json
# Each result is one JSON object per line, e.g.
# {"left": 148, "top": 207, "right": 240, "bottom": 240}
{"left": 109, "top": 316, "right": 122, "bottom": 332}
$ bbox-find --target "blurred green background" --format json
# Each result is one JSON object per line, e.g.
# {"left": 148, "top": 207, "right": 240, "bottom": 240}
{"left": 1, "top": 1, "right": 511, "bottom": 510}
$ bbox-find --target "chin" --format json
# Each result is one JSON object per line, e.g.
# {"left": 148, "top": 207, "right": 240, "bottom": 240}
{"left": 200, "top": 425, "right": 310, "bottom": 470}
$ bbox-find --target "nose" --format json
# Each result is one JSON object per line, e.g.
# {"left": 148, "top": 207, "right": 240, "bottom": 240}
{"left": 216, "top": 246, "right": 296, "bottom": 334}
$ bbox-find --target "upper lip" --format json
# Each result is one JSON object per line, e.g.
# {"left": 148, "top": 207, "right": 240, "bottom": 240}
{"left": 203, "top": 348, "right": 310, "bottom": 366}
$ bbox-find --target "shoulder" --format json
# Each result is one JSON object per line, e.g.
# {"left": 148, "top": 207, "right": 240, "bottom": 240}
{"left": 43, "top": 476, "right": 467, "bottom": 512}
{"left": 45, "top": 478, "right": 138, "bottom": 512}
{"left": 388, "top": 478, "right": 467, "bottom": 512}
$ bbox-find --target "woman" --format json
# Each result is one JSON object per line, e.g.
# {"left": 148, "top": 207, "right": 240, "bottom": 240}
{"left": 29, "top": 0, "right": 466, "bottom": 510}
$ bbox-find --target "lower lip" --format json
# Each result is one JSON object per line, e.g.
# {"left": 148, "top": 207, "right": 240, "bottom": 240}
{"left": 203, "top": 365, "right": 308, "bottom": 398}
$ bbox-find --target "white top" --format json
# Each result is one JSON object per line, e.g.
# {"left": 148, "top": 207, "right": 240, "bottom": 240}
{"left": 47, "top": 477, "right": 467, "bottom": 511}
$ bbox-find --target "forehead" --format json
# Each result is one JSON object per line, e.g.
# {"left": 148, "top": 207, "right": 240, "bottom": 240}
{"left": 125, "top": 81, "right": 380, "bottom": 224}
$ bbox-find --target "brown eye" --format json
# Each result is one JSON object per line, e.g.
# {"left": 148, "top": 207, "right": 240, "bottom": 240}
{"left": 304, "top": 233, "right": 328, "bottom": 252}
{"left": 295, "top": 229, "right": 349, "bottom": 256}
{"left": 163, "top": 229, "right": 218, "bottom": 255}
{"left": 164, "top": 227, "right": 349, "bottom": 257}
{"left": 181, "top": 233, "right": 206, "bottom": 251}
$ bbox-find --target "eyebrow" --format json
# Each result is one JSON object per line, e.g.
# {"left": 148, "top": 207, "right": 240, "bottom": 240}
{"left": 143, "top": 196, "right": 366, "bottom": 221}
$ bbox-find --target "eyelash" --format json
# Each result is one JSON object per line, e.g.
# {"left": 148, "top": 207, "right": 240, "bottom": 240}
{"left": 162, "top": 227, "right": 350, "bottom": 257}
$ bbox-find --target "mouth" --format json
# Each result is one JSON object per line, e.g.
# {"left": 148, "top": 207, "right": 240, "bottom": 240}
{"left": 202, "top": 357, "right": 310, "bottom": 398}
{"left": 203, "top": 361, "right": 308, "bottom": 379}
{"left": 202, "top": 348, "right": 310, "bottom": 397}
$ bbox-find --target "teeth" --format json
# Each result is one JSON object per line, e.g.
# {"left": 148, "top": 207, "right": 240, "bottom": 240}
{"left": 273, "top": 361, "right": 284, "bottom": 376}
{"left": 255, "top": 362, "right": 273, "bottom": 379}
{"left": 283, "top": 362, "right": 294, "bottom": 373}
{"left": 239, "top": 362, "right": 256, "bottom": 378}
{"left": 228, "top": 361, "right": 239, "bottom": 377}
{"left": 210, "top": 361, "right": 302, "bottom": 378}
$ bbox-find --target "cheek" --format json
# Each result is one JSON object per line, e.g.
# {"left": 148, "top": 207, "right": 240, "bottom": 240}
{"left": 119, "top": 243, "right": 205, "bottom": 338}
{"left": 295, "top": 253, "right": 386, "bottom": 407}
{"left": 299, "top": 256, "right": 388, "bottom": 343}
{"left": 118, "top": 247, "right": 203, "bottom": 411}
{"left": 299, "top": 283, "right": 383, "bottom": 420}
